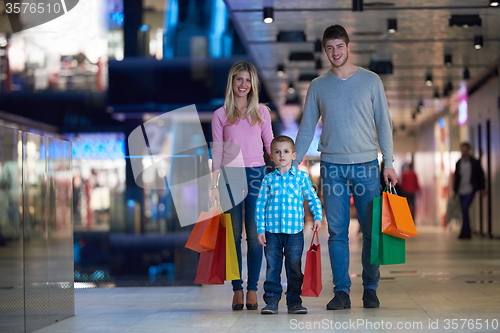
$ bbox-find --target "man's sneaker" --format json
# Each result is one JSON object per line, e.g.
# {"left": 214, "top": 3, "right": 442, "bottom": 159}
{"left": 363, "top": 289, "right": 380, "bottom": 308}
{"left": 326, "top": 291, "right": 351, "bottom": 310}
{"left": 261, "top": 300, "right": 279, "bottom": 314}
{"left": 288, "top": 305, "right": 307, "bottom": 314}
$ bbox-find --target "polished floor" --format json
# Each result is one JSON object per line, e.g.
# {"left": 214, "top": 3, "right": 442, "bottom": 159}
{"left": 34, "top": 222, "right": 500, "bottom": 333}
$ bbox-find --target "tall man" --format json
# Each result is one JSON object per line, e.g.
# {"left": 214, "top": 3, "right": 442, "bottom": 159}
{"left": 293, "top": 25, "right": 398, "bottom": 310}
{"left": 453, "top": 142, "right": 486, "bottom": 239}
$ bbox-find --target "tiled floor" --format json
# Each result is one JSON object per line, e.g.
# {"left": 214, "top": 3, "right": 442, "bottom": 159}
{"left": 34, "top": 223, "right": 500, "bottom": 333}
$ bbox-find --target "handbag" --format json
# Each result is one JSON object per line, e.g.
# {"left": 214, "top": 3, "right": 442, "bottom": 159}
{"left": 302, "top": 230, "right": 322, "bottom": 297}
{"left": 381, "top": 185, "right": 418, "bottom": 239}
{"left": 185, "top": 206, "right": 221, "bottom": 253}
{"left": 220, "top": 212, "right": 240, "bottom": 280}
{"left": 194, "top": 223, "right": 226, "bottom": 284}
{"left": 371, "top": 195, "right": 406, "bottom": 265}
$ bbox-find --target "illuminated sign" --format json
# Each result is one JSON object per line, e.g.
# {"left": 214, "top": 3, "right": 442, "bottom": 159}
{"left": 458, "top": 82, "right": 468, "bottom": 126}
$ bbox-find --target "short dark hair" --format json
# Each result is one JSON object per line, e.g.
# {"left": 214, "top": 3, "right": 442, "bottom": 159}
{"left": 460, "top": 142, "right": 471, "bottom": 149}
{"left": 271, "top": 135, "right": 295, "bottom": 151}
{"left": 322, "top": 24, "right": 350, "bottom": 47}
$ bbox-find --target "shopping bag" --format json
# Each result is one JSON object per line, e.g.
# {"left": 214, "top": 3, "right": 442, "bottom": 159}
{"left": 446, "top": 196, "right": 461, "bottom": 224}
{"left": 220, "top": 213, "right": 240, "bottom": 280}
{"left": 371, "top": 196, "right": 406, "bottom": 265}
{"left": 194, "top": 224, "right": 226, "bottom": 284}
{"left": 185, "top": 207, "right": 221, "bottom": 253}
{"left": 302, "top": 230, "right": 322, "bottom": 297}
{"left": 381, "top": 186, "right": 418, "bottom": 239}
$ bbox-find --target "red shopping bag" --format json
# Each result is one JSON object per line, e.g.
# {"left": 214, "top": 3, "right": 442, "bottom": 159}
{"left": 382, "top": 189, "right": 418, "bottom": 239}
{"left": 302, "top": 230, "right": 322, "bottom": 297}
{"left": 185, "top": 208, "right": 221, "bottom": 253}
{"left": 194, "top": 224, "right": 226, "bottom": 284}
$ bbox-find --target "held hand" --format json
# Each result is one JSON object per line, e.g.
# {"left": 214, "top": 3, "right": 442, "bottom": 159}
{"left": 383, "top": 168, "right": 399, "bottom": 187}
{"left": 209, "top": 188, "right": 220, "bottom": 207}
{"left": 312, "top": 220, "right": 322, "bottom": 231}
{"left": 257, "top": 233, "right": 266, "bottom": 247}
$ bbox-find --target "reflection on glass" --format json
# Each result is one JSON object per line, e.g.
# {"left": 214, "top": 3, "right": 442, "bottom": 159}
{"left": 0, "top": 127, "right": 23, "bottom": 333}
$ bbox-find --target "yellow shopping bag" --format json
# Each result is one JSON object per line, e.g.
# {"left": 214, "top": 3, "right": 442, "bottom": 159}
{"left": 220, "top": 213, "right": 240, "bottom": 280}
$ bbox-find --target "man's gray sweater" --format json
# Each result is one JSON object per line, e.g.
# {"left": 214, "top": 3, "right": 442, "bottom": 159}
{"left": 294, "top": 67, "right": 394, "bottom": 169}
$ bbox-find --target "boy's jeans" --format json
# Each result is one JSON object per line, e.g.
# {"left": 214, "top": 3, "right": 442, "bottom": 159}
{"left": 320, "top": 159, "right": 381, "bottom": 294}
{"left": 263, "top": 231, "right": 304, "bottom": 308}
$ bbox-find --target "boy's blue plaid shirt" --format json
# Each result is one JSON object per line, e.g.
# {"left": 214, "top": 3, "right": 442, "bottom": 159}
{"left": 256, "top": 166, "right": 323, "bottom": 234}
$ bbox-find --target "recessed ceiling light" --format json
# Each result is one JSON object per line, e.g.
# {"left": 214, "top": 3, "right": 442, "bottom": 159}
{"left": 425, "top": 74, "right": 433, "bottom": 86}
{"left": 277, "top": 64, "right": 285, "bottom": 76}
{"left": 474, "top": 35, "right": 483, "bottom": 49}
{"left": 263, "top": 7, "right": 273, "bottom": 24}
{"left": 387, "top": 19, "right": 397, "bottom": 33}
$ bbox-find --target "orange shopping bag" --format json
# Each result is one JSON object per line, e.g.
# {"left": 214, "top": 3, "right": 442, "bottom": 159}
{"left": 302, "top": 230, "right": 322, "bottom": 297}
{"left": 381, "top": 186, "right": 418, "bottom": 239}
{"left": 185, "top": 207, "right": 222, "bottom": 253}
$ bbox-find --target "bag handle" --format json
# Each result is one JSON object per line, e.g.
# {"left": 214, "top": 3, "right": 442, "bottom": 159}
{"left": 383, "top": 182, "right": 398, "bottom": 195}
{"left": 310, "top": 230, "right": 320, "bottom": 247}
{"left": 221, "top": 167, "right": 236, "bottom": 208}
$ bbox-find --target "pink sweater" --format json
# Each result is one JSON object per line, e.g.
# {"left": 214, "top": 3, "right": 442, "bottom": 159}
{"left": 212, "top": 104, "right": 274, "bottom": 171}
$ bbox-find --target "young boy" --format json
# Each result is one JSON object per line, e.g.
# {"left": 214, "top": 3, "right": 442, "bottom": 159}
{"left": 256, "top": 135, "right": 323, "bottom": 314}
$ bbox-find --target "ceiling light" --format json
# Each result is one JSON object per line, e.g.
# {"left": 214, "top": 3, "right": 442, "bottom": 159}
{"left": 289, "top": 52, "right": 315, "bottom": 61}
{"left": 417, "top": 100, "right": 424, "bottom": 112}
{"left": 263, "top": 7, "right": 274, "bottom": 24}
{"left": 277, "top": 64, "right": 285, "bottom": 76}
{"left": 449, "top": 15, "right": 482, "bottom": 28}
{"left": 353, "top": 0, "right": 363, "bottom": 11}
{"left": 277, "top": 31, "right": 306, "bottom": 42}
{"left": 287, "top": 83, "right": 295, "bottom": 94}
{"left": 463, "top": 67, "right": 470, "bottom": 80}
{"left": 444, "top": 54, "right": 452, "bottom": 67}
{"left": 425, "top": 74, "right": 433, "bottom": 86}
{"left": 433, "top": 89, "right": 440, "bottom": 99}
{"left": 315, "top": 58, "right": 322, "bottom": 70}
{"left": 490, "top": 0, "right": 499, "bottom": 6}
{"left": 387, "top": 19, "right": 397, "bottom": 33}
{"left": 298, "top": 73, "right": 318, "bottom": 81}
{"left": 474, "top": 35, "right": 483, "bottom": 49}
{"left": 314, "top": 39, "right": 323, "bottom": 53}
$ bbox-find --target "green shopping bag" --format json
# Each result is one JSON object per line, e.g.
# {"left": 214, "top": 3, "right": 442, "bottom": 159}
{"left": 371, "top": 195, "right": 406, "bottom": 265}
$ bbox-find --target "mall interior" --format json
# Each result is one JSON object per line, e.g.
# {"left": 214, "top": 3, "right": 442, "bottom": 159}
{"left": 0, "top": 0, "right": 500, "bottom": 332}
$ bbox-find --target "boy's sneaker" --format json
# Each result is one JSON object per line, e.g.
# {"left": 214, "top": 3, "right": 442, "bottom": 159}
{"left": 362, "top": 289, "right": 380, "bottom": 308}
{"left": 288, "top": 305, "right": 307, "bottom": 314}
{"left": 261, "top": 300, "right": 279, "bottom": 314}
{"left": 326, "top": 291, "right": 351, "bottom": 310}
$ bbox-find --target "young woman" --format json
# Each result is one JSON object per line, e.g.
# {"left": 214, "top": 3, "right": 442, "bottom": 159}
{"left": 210, "top": 61, "right": 273, "bottom": 310}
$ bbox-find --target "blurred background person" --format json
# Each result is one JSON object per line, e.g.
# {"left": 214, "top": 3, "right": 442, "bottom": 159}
{"left": 453, "top": 142, "right": 486, "bottom": 240}
{"left": 399, "top": 163, "right": 420, "bottom": 218}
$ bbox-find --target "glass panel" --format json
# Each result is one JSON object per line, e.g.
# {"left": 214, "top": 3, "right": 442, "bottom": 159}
{"left": 23, "top": 133, "right": 51, "bottom": 332}
{"left": 0, "top": 127, "right": 24, "bottom": 333}
{"left": 47, "top": 137, "right": 74, "bottom": 322}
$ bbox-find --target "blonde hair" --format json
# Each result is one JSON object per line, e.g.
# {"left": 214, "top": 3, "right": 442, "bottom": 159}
{"left": 224, "top": 61, "right": 263, "bottom": 126}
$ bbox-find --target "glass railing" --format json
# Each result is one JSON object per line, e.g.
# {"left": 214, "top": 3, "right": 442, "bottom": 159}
{"left": 0, "top": 126, "right": 74, "bottom": 333}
